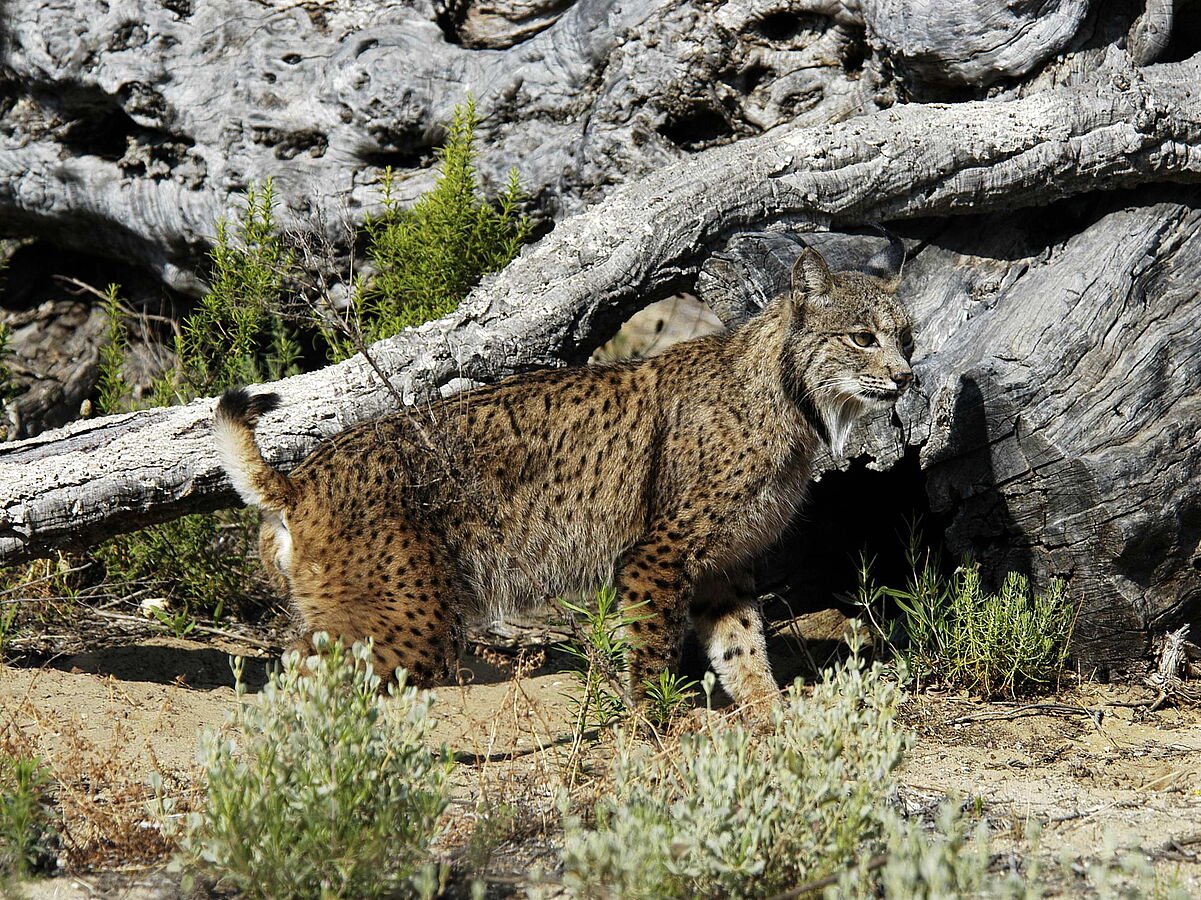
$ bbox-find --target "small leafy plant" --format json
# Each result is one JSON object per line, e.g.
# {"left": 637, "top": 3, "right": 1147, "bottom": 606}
{"left": 642, "top": 667, "right": 699, "bottom": 726}
{"left": 173, "top": 635, "right": 451, "bottom": 898}
{"left": 559, "top": 588, "right": 701, "bottom": 730}
{"left": 559, "top": 588, "right": 695, "bottom": 729}
{"left": 153, "top": 180, "right": 303, "bottom": 404}
{"left": 95, "top": 284, "right": 131, "bottom": 414}
{"left": 0, "top": 320, "right": 16, "bottom": 407}
{"left": 559, "top": 588, "right": 639, "bottom": 730}
{"left": 0, "top": 752, "right": 56, "bottom": 879}
{"left": 327, "top": 97, "right": 531, "bottom": 358}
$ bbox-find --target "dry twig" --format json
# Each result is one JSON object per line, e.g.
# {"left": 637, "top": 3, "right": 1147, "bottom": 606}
{"left": 1145, "top": 624, "right": 1201, "bottom": 710}
{"left": 943, "top": 703, "right": 1104, "bottom": 728}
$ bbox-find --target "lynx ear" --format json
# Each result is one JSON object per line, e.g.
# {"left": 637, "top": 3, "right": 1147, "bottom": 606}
{"left": 791, "top": 247, "right": 833, "bottom": 301}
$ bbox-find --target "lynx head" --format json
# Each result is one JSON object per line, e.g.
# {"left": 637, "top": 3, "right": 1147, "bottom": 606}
{"left": 779, "top": 247, "right": 914, "bottom": 455}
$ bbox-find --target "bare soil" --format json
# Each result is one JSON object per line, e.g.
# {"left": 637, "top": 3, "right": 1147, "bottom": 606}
{"left": 3, "top": 609, "right": 1200, "bottom": 899}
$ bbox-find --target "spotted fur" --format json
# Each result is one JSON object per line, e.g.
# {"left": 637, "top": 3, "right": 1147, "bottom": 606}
{"left": 213, "top": 247, "right": 913, "bottom": 704}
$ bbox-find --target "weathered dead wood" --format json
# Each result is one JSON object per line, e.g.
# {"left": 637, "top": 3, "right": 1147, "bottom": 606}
{"left": 2, "top": 56, "right": 1201, "bottom": 603}
{"left": 1146, "top": 625, "right": 1201, "bottom": 709}
{"left": 0, "top": 299, "right": 106, "bottom": 441}
{"left": 902, "top": 190, "right": 1201, "bottom": 671}
{"left": 7, "top": 1, "right": 1151, "bottom": 290}
{"left": 436, "top": 0, "right": 573, "bottom": 49}
{"left": 697, "top": 182, "right": 1201, "bottom": 672}
{"left": 860, "top": 0, "right": 1093, "bottom": 87}
{"left": 0, "top": 0, "right": 885, "bottom": 292}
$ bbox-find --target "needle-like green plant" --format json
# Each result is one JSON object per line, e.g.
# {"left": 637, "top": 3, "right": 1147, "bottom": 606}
{"left": 855, "top": 533, "right": 1077, "bottom": 698}
{"left": 0, "top": 753, "right": 56, "bottom": 880}
{"left": 326, "top": 97, "right": 531, "bottom": 359}
{"left": 560, "top": 587, "right": 700, "bottom": 733}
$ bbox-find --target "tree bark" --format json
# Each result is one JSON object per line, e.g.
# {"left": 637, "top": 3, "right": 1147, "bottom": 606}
{"left": 860, "top": 0, "right": 1095, "bottom": 87}
{"left": 702, "top": 186, "right": 1201, "bottom": 673}
{"left": 0, "top": 0, "right": 885, "bottom": 292}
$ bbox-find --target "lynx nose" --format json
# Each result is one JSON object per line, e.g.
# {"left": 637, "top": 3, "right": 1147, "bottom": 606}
{"left": 891, "top": 370, "right": 913, "bottom": 389}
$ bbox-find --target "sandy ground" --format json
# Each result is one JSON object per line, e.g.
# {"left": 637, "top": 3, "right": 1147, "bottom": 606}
{"left": 2, "top": 622, "right": 1199, "bottom": 899}
{"left": 902, "top": 689, "right": 1201, "bottom": 889}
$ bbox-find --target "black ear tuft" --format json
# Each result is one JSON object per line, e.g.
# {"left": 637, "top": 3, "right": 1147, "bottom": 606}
{"left": 863, "top": 225, "right": 905, "bottom": 292}
{"left": 791, "top": 247, "right": 833, "bottom": 300}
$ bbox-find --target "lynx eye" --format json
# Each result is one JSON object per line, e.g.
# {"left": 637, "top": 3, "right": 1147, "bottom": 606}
{"left": 900, "top": 330, "right": 914, "bottom": 353}
{"left": 849, "top": 332, "right": 877, "bottom": 348}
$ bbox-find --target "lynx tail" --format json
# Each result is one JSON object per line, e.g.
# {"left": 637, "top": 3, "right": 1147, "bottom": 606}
{"left": 213, "top": 387, "right": 292, "bottom": 511}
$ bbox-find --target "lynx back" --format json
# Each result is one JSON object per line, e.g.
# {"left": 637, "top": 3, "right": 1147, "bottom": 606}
{"left": 212, "top": 245, "right": 913, "bottom": 706}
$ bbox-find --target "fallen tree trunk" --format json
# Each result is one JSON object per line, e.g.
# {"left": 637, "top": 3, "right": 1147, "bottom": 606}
{"left": 4, "top": 54, "right": 1201, "bottom": 674}
{"left": 0, "top": 0, "right": 886, "bottom": 292}
{"left": 0, "top": 0, "right": 1121, "bottom": 291}
{"left": 4, "top": 54, "right": 1199, "bottom": 565}
{"left": 702, "top": 186, "right": 1201, "bottom": 673}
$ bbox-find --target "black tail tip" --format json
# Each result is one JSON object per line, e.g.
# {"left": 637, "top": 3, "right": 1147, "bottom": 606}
{"left": 217, "top": 387, "right": 281, "bottom": 423}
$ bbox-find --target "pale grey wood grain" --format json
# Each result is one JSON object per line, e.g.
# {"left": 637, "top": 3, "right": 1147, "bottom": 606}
{"left": 3, "top": 57, "right": 1199, "bottom": 586}
{"left": 860, "top": 0, "right": 1093, "bottom": 86}
{"left": 0, "top": 0, "right": 883, "bottom": 291}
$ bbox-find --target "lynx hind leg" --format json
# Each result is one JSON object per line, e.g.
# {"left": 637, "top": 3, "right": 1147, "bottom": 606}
{"left": 257, "top": 512, "right": 293, "bottom": 598}
{"left": 285, "top": 514, "right": 464, "bottom": 688}
{"left": 692, "top": 569, "right": 779, "bottom": 707}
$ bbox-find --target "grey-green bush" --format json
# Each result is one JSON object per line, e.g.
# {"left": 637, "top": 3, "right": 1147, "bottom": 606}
{"left": 175, "top": 636, "right": 451, "bottom": 898}
{"left": 560, "top": 639, "right": 1017, "bottom": 899}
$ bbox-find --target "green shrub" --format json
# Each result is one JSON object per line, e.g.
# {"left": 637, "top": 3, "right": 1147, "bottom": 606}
{"left": 93, "top": 276, "right": 261, "bottom": 625}
{"left": 559, "top": 588, "right": 696, "bottom": 729}
{"left": 15, "top": 102, "right": 531, "bottom": 629}
{"left": 559, "top": 588, "right": 639, "bottom": 730}
{"left": 96, "top": 511, "right": 260, "bottom": 625}
{"left": 92, "top": 187, "right": 299, "bottom": 623}
{"left": 95, "top": 284, "right": 129, "bottom": 415}
{"left": 872, "top": 552, "right": 1076, "bottom": 698}
{"left": 174, "top": 635, "right": 451, "bottom": 898}
{"left": 0, "top": 320, "right": 15, "bottom": 406}
{"left": 0, "top": 254, "right": 13, "bottom": 407}
{"left": 329, "top": 97, "right": 531, "bottom": 358}
{"left": 0, "top": 753, "right": 56, "bottom": 879}
{"left": 560, "top": 641, "right": 1019, "bottom": 899}
{"left": 155, "top": 179, "right": 302, "bottom": 404}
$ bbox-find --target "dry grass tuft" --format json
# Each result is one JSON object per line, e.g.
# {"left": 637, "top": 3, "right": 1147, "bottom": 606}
{"left": 0, "top": 696, "right": 198, "bottom": 873}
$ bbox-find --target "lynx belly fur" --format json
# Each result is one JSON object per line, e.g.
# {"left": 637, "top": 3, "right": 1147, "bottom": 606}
{"left": 213, "top": 247, "right": 913, "bottom": 705}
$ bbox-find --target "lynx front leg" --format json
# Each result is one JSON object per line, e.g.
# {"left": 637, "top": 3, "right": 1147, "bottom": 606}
{"left": 616, "top": 538, "right": 693, "bottom": 702}
{"left": 692, "top": 569, "right": 779, "bottom": 706}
